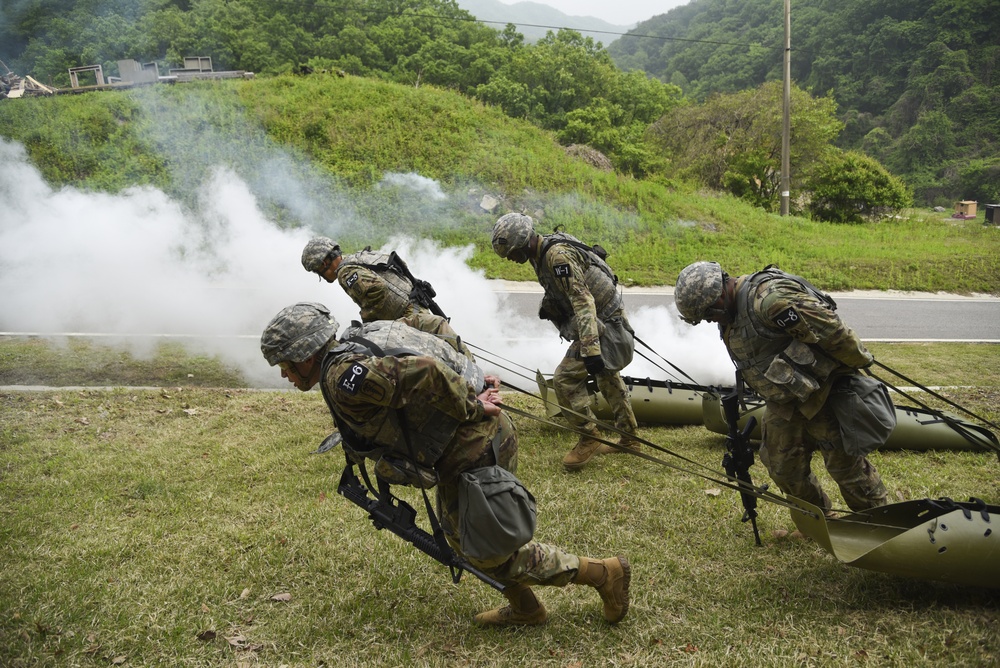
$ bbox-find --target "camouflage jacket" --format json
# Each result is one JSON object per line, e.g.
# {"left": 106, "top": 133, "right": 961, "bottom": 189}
{"left": 338, "top": 317, "right": 484, "bottom": 392}
{"left": 530, "top": 233, "right": 624, "bottom": 357}
{"left": 320, "top": 351, "right": 497, "bottom": 482}
{"left": 723, "top": 269, "right": 873, "bottom": 419}
{"left": 319, "top": 317, "right": 493, "bottom": 482}
{"left": 336, "top": 250, "right": 427, "bottom": 322}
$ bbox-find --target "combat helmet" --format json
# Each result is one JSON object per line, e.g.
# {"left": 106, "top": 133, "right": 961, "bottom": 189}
{"left": 491, "top": 213, "right": 535, "bottom": 259}
{"left": 301, "top": 237, "right": 341, "bottom": 274}
{"left": 261, "top": 302, "right": 340, "bottom": 366}
{"left": 674, "top": 261, "right": 726, "bottom": 325}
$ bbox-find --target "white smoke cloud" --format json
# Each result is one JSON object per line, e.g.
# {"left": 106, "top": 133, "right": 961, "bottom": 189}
{"left": 0, "top": 136, "right": 732, "bottom": 390}
{"left": 378, "top": 172, "right": 448, "bottom": 201}
{"left": 624, "top": 304, "right": 733, "bottom": 385}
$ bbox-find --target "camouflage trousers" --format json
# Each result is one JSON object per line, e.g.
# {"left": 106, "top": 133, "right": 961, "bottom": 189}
{"left": 437, "top": 412, "right": 581, "bottom": 587}
{"left": 760, "top": 400, "right": 888, "bottom": 512}
{"left": 553, "top": 345, "right": 638, "bottom": 436}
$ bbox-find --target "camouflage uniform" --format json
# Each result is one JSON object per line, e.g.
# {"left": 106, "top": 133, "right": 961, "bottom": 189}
{"left": 261, "top": 303, "right": 631, "bottom": 626}
{"left": 320, "top": 329, "right": 582, "bottom": 586}
{"left": 531, "top": 234, "right": 638, "bottom": 439}
{"left": 337, "top": 250, "right": 429, "bottom": 322}
{"left": 722, "top": 269, "right": 888, "bottom": 511}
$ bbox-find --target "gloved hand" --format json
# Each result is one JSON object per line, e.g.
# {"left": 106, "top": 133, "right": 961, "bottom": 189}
{"left": 583, "top": 355, "right": 605, "bottom": 375}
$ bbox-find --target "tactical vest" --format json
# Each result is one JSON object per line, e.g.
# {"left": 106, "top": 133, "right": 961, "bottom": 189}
{"left": 536, "top": 233, "right": 624, "bottom": 329}
{"left": 319, "top": 320, "right": 486, "bottom": 468}
{"left": 339, "top": 250, "right": 416, "bottom": 316}
{"left": 338, "top": 319, "right": 484, "bottom": 391}
{"left": 725, "top": 269, "right": 841, "bottom": 407}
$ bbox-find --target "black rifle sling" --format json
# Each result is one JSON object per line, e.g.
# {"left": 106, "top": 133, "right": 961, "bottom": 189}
{"left": 387, "top": 251, "right": 447, "bottom": 318}
{"left": 340, "top": 334, "right": 464, "bottom": 578}
{"left": 395, "top": 408, "right": 465, "bottom": 583}
{"left": 540, "top": 236, "right": 608, "bottom": 261}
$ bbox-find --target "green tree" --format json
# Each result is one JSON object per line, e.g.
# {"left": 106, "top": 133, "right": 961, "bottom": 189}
{"left": 606, "top": 0, "right": 1000, "bottom": 206}
{"left": 648, "top": 81, "right": 841, "bottom": 210}
{"left": 808, "top": 151, "right": 912, "bottom": 224}
{"left": 477, "top": 30, "right": 681, "bottom": 175}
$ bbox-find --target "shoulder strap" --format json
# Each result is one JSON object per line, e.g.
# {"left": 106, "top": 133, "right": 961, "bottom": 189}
{"left": 344, "top": 334, "right": 422, "bottom": 360}
{"left": 539, "top": 235, "right": 608, "bottom": 263}
{"left": 759, "top": 264, "right": 838, "bottom": 311}
{"left": 540, "top": 234, "right": 618, "bottom": 285}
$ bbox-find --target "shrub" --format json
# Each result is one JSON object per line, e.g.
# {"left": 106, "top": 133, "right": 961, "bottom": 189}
{"left": 808, "top": 150, "right": 912, "bottom": 223}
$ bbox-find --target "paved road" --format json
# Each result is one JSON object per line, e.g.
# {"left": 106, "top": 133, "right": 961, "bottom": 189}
{"left": 495, "top": 283, "right": 1000, "bottom": 342}
{"left": 2, "top": 286, "right": 997, "bottom": 343}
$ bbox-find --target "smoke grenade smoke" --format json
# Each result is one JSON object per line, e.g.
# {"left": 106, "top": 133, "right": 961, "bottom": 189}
{"left": 0, "top": 136, "right": 732, "bottom": 389}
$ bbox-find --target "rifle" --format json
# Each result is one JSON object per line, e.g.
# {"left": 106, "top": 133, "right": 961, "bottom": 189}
{"left": 537, "top": 294, "right": 575, "bottom": 340}
{"left": 387, "top": 251, "right": 447, "bottom": 318}
{"left": 721, "top": 386, "right": 764, "bottom": 546}
{"left": 337, "top": 462, "right": 506, "bottom": 592}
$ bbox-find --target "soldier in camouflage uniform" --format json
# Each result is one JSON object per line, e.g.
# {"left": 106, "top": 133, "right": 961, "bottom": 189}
{"left": 260, "top": 302, "right": 632, "bottom": 627}
{"left": 674, "top": 261, "right": 889, "bottom": 513}
{"left": 301, "top": 237, "right": 434, "bottom": 322}
{"left": 491, "top": 214, "right": 640, "bottom": 471}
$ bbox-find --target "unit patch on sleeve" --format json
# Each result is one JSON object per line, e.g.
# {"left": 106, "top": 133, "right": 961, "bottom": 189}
{"left": 773, "top": 306, "right": 801, "bottom": 329}
{"left": 553, "top": 263, "right": 572, "bottom": 278}
{"left": 344, "top": 271, "right": 360, "bottom": 289}
{"left": 337, "top": 362, "right": 368, "bottom": 395}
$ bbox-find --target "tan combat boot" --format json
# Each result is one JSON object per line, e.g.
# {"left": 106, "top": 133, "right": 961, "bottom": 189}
{"left": 563, "top": 430, "right": 603, "bottom": 471}
{"left": 573, "top": 556, "right": 631, "bottom": 624}
{"left": 473, "top": 583, "right": 548, "bottom": 627}
{"left": 597, "top": 434, "right": 642, "bottom": 455}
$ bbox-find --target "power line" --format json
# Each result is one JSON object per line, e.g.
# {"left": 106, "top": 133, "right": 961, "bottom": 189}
{"left": 258, "top": 0, "right": 789, "bottom": 53}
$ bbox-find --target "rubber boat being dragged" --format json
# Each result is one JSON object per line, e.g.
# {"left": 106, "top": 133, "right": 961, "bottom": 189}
{"left": 701, "top": 391, "right": 999, "bottom": 452}
{"left": 789, "top": 495, "right": 1000, "bottom": 589}
{"left": 536, "top": 373, "right": 705, "bottom": 426}
{"left": 537, "top": 374, "right": 998, "bottom": 452}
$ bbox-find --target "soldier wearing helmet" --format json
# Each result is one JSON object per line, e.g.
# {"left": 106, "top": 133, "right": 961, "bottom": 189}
{"left": 301, "top": 237, "right": 441, "bottom": 322}
{"left": 491, "top": 214, "right": 640, "bottom": 471}
{"left": 260, "top": 302, "right": 632, "bottom": 628}
{"left": 675, "top": 262, "right": 891, "bottom": 513}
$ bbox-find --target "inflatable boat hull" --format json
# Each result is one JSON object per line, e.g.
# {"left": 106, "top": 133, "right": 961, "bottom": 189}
{"left": 788, "top": 496, "right": 1000, "bottom": 588}
{"left": 701, "top": 393, "right": 997, "bottom": 451}
{"left": 536, "top": 374, "right": 996, "bottom": 451}
{"left": 536, "top": 374, "right": 705, "bottom": 425}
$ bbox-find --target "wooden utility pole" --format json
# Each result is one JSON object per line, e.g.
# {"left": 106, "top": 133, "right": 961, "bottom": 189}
{"left": 780, "top": 0, "right": 791, "bottom": 216}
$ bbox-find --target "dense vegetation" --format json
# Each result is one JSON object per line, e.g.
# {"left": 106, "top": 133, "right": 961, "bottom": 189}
{"left": 609, "top": 0, "right": 1000, "bottom": 207}
{"left": 1, "top": 77, "right": 997, "bottom": 294}
{"left": 0, "top": 0, "right": 681, "bottom": 178}
{"left": 1, "top": 0, "right": 994, "bottom": 210}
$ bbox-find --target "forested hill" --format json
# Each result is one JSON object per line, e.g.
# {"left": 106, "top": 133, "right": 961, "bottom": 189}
{"left": 454, "top": 0, "right": 632, "bottom": 43}
{"left": 1, "top": 0, "right": 996, "bottom": 207}
{"left": 607, "top": 0, "right": 1000, "bottom": 206}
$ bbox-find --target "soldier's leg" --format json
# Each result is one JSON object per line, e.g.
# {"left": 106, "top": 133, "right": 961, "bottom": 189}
{"left": 552, "top": 347, "right": 595, "bottom": 431}
{"left": 553, "top": 347, "right": 603, "bottom": 470}
{"left": 595, "top": 371, "right": 640, "bottom": 454}
{"left": 437, "top": 426, "right": 627, "bottom": 626}
{"left": 474, "top": 542, "right": 630, "bottom": 626}
{"left": 808, "top": 406, "right": 889, "bottom": 511}
{"left": 759, "top": 410, "right": 833, "bottom": 511}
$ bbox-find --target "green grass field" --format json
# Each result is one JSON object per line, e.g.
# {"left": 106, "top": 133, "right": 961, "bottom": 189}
{"left": 1, "top": 73, "right": 999, "bottom": 668}
{"left": 1, "top": 341, "right": 998, "bottom": 667}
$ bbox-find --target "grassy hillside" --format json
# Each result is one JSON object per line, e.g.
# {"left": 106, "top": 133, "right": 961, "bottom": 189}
{"left": 1, "top": 74, "right": 998, "bottom": 293}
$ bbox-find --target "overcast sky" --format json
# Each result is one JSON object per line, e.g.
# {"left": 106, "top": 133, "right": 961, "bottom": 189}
{"left": 495, "top": 0, "right": 690, "bottom": 26}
